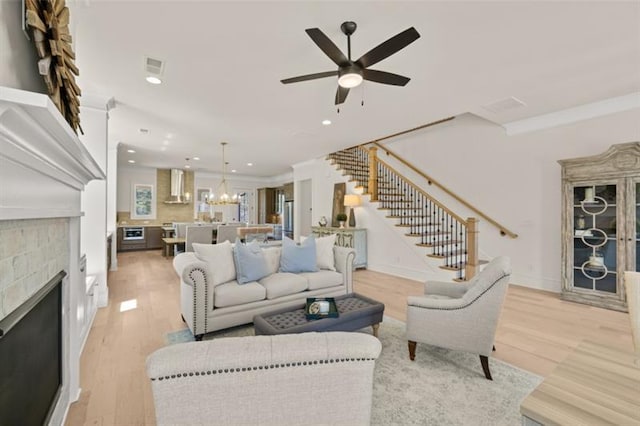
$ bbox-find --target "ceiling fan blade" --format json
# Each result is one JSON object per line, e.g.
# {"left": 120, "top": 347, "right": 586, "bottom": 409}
{"left": 356, "top": 27, "right": 420, "bottom": 69}
{"left": 305, "top": 28, "right": 350, "bottom": 67}
{"left": 335, "top": 86, "right": 350, "bottom": 105}
{"left": 281, "top": 71, "right": 338, "bottom": 84}
{"left": 362, "top": 69, "right": 411, "bottom": 86}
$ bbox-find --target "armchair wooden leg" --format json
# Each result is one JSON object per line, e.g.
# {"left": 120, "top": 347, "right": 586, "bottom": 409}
{"left": 492, "top": 345, "right": 496, "bottom": 352}
{"left": 195, "top": 334, "right": 203, "bottom": 341}
{"left": 408, "top": 340, "right": 417, "bottom": 361}
{"left": 480, "top": 355, "right": 492, "bottom": 380}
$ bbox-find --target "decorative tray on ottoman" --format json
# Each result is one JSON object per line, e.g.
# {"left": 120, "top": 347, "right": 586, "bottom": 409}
{"left": 305, "top": 297, "right": 339, "bottom": 319}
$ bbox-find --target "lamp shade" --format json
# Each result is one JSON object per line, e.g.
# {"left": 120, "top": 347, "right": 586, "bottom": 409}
{"left": 344, "top": 194, "right": 361, "bottom": 207}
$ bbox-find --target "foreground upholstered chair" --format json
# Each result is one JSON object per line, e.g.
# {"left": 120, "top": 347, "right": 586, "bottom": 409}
{"left": 406, "top": 256, "right": 511, "bottom": 380}
{"left": 147, "top": 332, "right": 382, "bottom": 425}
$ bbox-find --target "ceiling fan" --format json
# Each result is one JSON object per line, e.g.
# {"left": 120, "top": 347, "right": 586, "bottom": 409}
{"left": 281, "top": 21, "right": 420, "bottom": 105}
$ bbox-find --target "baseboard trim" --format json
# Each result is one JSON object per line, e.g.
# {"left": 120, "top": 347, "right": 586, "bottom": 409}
{"left": 510, "top": 273, "right": 560, "bottom": 293}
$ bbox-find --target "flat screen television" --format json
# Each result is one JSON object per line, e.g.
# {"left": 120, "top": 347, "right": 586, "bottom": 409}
{"left": 0, "top": 271, "right": 64, "bottom": 426}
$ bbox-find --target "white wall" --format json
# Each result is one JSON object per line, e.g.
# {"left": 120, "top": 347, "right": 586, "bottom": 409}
{"left": 107, "top": 142, "right": 118, "bottom": 269}
{"left": 117, "top": 166, "right": 157, "bottom": 212}
{"left": 365, "top": 109, "right": 640, "bottom": 291}
{"left": 79, "top": 102, "right": 109, "bottom": 307}
{"left": 292, "top": 159, "right": 346, "bottom": 239}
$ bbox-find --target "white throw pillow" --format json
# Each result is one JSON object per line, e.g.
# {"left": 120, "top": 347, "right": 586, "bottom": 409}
{"left": 301, "top": 234, "right": 336, "bottom": 271}
{"left": 193, "top": 241, "right": 236, "bottom": 286}
{"left": 262, "top": 246, "right": 282, "bottom": 276}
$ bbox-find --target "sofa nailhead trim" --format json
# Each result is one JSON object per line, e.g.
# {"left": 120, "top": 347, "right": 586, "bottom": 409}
{"left": 188, "top": 267, "right": 208, "bottom": 336}
{"left": 150, "top": 358, "right": 376, "bottom": 381}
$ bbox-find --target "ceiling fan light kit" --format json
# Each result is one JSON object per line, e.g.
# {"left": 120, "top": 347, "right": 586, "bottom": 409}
{"left": 281, "top": 21, "right": 420, "bottom": 105}
{"left": 338, "top": 65, "right": 363, "bottom": 88}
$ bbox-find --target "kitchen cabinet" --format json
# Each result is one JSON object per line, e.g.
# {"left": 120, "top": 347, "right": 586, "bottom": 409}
{"left": 146, "top": 226, "right": 164, "bottom": 249}
{"left": 559, "top": 142, "right": 640, "bottom": 312}
{"left": 283, "top": 183, "right": 294, "bottom": 201}
{"left": 311, "top": 226, "right": 367, "bottom": 268}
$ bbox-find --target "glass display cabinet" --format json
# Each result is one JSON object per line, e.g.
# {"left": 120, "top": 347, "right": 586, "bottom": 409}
{"left": 559, "top": 142, "right": 640, "bottom": 312}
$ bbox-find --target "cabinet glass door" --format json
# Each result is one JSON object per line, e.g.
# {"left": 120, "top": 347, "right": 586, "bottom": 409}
{"left": 572, "top": 184, "right": 618, "bottom": 293}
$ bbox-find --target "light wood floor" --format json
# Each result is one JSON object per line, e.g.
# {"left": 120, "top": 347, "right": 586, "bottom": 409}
{"left": 65, "top": 250, "right": 634, "bottom": 425}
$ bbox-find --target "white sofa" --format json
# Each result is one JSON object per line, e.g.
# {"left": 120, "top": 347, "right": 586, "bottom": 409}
{"left": 173, "top": 244, "right": 355, "bottom": 340}
{"left": 147, "top": 332, "right": 381, "bottom": 425}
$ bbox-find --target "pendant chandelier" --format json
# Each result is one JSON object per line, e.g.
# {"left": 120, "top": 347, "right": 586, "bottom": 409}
{"left": 208, "top": 142, "right": 239, "bottom": 205}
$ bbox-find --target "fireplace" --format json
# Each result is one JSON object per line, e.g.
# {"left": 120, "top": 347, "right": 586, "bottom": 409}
{"left": 0, "top": 271, "right": 65, "bottom": 426}
{"left": 1, "top": 87, "right": 106, "bottom": 425}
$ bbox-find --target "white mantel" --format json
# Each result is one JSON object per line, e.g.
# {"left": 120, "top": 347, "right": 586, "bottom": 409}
{"left": 0, "top": 86, "right": 105, "bottom": 425}
{"left": 0, "top": 86, "right": 104, "bottom": 218}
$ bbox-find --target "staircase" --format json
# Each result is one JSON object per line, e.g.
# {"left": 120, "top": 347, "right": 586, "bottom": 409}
{"left": 327, "top": 146, "right": 480, "bottom": 281}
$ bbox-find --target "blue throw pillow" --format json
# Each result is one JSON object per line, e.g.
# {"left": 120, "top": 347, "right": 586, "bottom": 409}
{"left": 233, "top": 238, "right": 270, "bottom": 284}
{"left": 279, "top": 236, "right": 318, "bottom": 273}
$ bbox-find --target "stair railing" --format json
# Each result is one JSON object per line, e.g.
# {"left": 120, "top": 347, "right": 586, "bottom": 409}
{"left": 327, "top": 144, "right": 481, "bottom": 280}
{"left": 376, "top": 157, "right": 479, "bottom": 280}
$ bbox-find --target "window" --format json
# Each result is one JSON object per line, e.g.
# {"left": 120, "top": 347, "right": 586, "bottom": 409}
{"left": 239, "top": 192, "right": 249, "bottom": 223}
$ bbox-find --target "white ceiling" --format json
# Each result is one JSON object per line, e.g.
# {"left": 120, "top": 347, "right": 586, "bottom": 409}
{"left": 72, "top": 1, "right": 640, "bottom": 177}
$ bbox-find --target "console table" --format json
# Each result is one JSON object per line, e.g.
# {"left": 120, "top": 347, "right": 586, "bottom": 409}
{"left": 311, "top": 226, "right": 367, "bottom": 268}
{"left": 520, "top": 341, "right": 640, "bottom": 425}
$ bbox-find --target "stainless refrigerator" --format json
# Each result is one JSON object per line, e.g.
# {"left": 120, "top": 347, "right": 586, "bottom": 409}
{"left": 283, "top": 201, "right": 294, "bottom": 238}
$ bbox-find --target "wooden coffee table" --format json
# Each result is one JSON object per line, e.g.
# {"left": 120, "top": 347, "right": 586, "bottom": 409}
{"left": 253, "top": 293, "right": 385, "bottom": 337}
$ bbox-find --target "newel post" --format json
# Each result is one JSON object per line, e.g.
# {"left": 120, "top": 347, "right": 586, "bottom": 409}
{"left": 368, "top": 146, "right": 378, "bottom": 201}
{"left": 465, "top": 217, "right": 479, "bottom": 280}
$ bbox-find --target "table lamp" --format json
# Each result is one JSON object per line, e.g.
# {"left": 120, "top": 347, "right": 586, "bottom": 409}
{"left": 343, "top": 194, "right": 361, "bottom": 228}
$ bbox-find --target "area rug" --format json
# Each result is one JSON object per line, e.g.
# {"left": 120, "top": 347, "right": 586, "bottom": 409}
{"left": 166, "top": 317, "right": 542, "bottom": 425}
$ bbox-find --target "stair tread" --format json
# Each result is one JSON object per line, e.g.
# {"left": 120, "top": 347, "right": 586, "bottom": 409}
{"left": 427, "top": 249, "right": 467, "bottom": 258}
{"left": 405, "top": 231, "right": 452, "bottom": 237}
{"left": 439, "top": 259, "right": 489, "bottom": 271}
{"left": 416, "top": 240, "right": 463, "bottom": 247}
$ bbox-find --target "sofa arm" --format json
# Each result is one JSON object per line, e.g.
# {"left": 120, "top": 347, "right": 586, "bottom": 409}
{"left": 334, "top": 246, "right": 356, "bottom": 293}
{"left": 173, "top": 253, "right": 212, "bottom": 338}
{"left": 147, "top": 332, "right": 381, "bottom": 425}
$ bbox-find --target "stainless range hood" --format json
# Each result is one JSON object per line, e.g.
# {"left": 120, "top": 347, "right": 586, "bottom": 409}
{"left": 163, "top": 169, "right": 189, "bottom": 204}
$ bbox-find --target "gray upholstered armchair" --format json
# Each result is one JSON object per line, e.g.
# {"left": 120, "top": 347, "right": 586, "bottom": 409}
{"left": 406, "top": 256, "right": 511, "bottom": 380}
{"left": 147, "top": 332, "right": 382, "bottom": 425}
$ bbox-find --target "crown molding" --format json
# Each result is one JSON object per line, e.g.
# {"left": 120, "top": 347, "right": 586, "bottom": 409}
{"left": 503, "top": 92, "right": 640, "bottom": 136}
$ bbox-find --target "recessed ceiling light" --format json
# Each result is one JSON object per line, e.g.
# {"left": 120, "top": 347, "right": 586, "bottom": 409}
{"left": 322, "top": 119, "right": 331, "bottom": 126}
{"left": 128, "top": 160, "right": 136, "bottom": 164}
{"left": 231, "top": 169, "right": 237, "bottom": 173}
{"left": 160, "top": 147, "right": 167, "bottom": 151}
{"left": 193, "top": 157, "right": 200, "bottom": 161}
{"left": 162, "top": 140, "right": 169, "bottom": 146}
{"left": 247, "top": 163, "right": 253, "bottom": 167}
{"left": 185, "top": 165, "right": 191, "bottom": 169}
{"left": 145, "top": 76, "right": 162, "bottom": 85}
{"left": 127, "top": 149, "right": 136, "bottom": 153}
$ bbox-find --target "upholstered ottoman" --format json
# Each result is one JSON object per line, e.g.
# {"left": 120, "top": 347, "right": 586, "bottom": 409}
{"left": 253, "top": 293, "right": 384, "bottom": 336}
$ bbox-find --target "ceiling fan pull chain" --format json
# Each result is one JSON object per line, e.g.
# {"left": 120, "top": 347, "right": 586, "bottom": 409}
{"left": 361, "top": 83, "right": 365, "bottom": 106}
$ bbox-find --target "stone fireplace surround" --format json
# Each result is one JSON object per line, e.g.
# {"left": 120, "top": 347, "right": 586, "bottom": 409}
{"left": 0, "top": 87, "right": 104, "bottom": 425}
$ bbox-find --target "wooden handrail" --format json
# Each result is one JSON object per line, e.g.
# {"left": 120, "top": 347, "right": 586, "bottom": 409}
{"left": 376, "top": 158, "right": 468, "bottom": 226}
{"left": 360, "top": 116, "right": 457, "bottom": 146}
{"left": 372, "top": 142, "right": 518, "bottom": 238}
